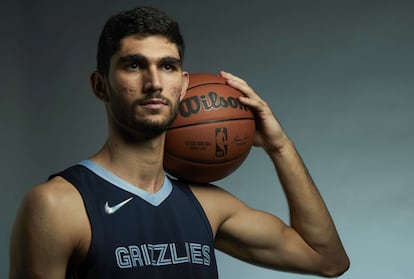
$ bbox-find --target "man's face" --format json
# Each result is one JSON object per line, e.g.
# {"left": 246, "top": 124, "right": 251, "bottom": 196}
{"left": 105, "top": 35, "right": 188, "bottom": 138}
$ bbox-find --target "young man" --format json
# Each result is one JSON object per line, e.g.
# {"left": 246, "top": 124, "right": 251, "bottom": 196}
{"left": 9, "top": 6, "right": 349, "bottom": 279}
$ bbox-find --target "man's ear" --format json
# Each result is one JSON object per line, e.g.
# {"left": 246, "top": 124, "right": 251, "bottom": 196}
{"left": 90, "top": 71, "right": 109, "bottom": 102}
{"left": 180, "top": 71, "right": 189, "bottom": 101}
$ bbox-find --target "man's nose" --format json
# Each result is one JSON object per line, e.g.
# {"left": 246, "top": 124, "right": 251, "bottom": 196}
{"left": 143, "top": 67, "right": 162, "bottom": 93}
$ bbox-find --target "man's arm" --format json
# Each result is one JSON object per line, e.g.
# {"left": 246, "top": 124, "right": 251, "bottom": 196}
{"left": 214, "top": 71, "right": 349, "bottom": 277}
{"left": 9, "top": 178, "right": 86, "bottom": 279}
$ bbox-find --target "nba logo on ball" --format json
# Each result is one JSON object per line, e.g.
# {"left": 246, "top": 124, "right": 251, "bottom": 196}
{"left": 164, "top": 73, "right": 256, "bottom": 183}
{"left": 215, "top": 128, "right": 228, "bottom": 157}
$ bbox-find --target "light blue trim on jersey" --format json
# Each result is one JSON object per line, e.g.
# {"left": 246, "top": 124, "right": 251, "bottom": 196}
{"left": 79, "top": 160, "right": 172, "bottom": 206}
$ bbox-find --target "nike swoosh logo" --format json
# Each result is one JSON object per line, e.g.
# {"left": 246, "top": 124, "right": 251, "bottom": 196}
{"left": 104, "top": 197, "right": 133, "bottom": 214}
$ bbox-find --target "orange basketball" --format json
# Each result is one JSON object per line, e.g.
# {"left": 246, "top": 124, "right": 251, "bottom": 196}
{"left": 164, "top": 73, "right": 256, "bottom": 183}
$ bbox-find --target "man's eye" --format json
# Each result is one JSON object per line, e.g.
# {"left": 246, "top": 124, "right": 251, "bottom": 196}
{"left": 128, "top": 63, "right": 139, "bottom": 70}
{"left": 163, "top": 64, "right": 176, "bottom": 71}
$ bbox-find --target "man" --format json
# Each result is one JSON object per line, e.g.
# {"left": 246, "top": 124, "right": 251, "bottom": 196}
{"left": 9, "top": 6, "right": 349, "bottom": 279}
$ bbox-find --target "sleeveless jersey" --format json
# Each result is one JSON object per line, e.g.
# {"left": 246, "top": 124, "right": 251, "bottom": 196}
{"left": 49, "top": 160, "right": 218, "bottom": 279}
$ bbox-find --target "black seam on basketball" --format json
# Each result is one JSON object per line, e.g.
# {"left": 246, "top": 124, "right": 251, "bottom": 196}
{"left": 165, "top": 150, "right": 250, "bottom": 164}
{"left": 167, "top": 117, "right": 255, "bottom": 130}
{"left": 187, "top": 82, "right": 226, "bottom": 90}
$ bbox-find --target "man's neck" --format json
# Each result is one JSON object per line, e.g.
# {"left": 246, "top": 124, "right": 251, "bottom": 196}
{"left": 90, "top": 135, "right": 166, "bottom": 194}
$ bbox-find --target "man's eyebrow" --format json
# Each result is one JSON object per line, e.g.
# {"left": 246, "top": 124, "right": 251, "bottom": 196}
{"left": 118, "top": 54, "right": 147, "bottom": 65}
{"left": 160, "top": 56, "right": 182, "bottom": 67}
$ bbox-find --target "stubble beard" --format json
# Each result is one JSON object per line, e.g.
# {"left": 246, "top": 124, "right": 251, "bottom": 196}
{"left": 113, "top": 95, "right": 180, "bottom": 141}
{"left": 132, "top": 102, "right": 179, "bottom": 138}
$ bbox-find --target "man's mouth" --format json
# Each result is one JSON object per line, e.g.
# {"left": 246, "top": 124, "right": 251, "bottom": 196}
{"left": 141, "top": 98, "right": 168, "bottom": 109}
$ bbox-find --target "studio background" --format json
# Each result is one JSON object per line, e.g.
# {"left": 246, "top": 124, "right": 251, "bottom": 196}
{"left": 2, "top": 0, "right": 413, "bottom": 278}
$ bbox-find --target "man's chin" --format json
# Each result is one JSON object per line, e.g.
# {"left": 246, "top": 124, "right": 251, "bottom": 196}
{"left": 136, "top": 121, "right": 170, "bottom": 137}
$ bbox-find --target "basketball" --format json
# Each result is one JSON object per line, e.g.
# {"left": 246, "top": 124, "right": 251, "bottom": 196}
{"left": 164, "top": 73, "right": 256, "bottom": 183}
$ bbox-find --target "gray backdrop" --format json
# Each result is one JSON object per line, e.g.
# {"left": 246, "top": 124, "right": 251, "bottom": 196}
{"left": 2, "top": 0, "right": 413, "bottom": 278}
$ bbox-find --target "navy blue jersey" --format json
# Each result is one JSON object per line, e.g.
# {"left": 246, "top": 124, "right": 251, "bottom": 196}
{"left": 49, "top": 160, "right": 218, "bottom": 279}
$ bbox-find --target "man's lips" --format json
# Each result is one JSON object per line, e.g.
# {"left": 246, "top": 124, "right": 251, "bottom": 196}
{"left": 141, "top": 98, "right": 168, "bottom": 109}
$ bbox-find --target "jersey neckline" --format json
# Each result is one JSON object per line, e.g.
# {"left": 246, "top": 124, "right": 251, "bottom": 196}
{"left": 79, "top": 160, "right": 172, "bottom": 206}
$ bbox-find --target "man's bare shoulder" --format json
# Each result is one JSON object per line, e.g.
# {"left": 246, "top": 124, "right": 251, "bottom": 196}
{"left": 20, "top": 176, "right": 83, "bottom": 216}
{"left": 29, "top": 176, "right": 79, "bottom": 200}
{"left": 10, "top": 176, "right": 90, "bottom": 278}
{"left": 189, "top": 183, "right": 249, "bottom": 208}
{"left": 189, "top": 183, "right": 251, "bottom": 235}
{"left": 15, "top": 176, "right": 88, "bottom": 237}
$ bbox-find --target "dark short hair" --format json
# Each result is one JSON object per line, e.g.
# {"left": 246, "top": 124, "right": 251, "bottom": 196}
{"left": 96, "top": 6, "right": 185, "bottom": 75}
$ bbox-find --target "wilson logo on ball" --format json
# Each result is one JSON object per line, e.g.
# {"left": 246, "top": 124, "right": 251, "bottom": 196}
{"left": 178, "top": 91, "right": 249, "bottom": 118}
